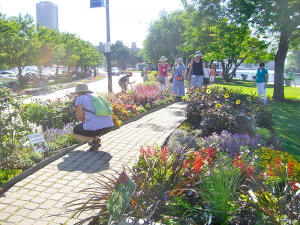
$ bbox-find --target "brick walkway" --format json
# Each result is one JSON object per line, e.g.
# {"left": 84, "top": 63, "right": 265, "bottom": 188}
{"left": 0, "top": 102, "right": 187, "bottom": 225}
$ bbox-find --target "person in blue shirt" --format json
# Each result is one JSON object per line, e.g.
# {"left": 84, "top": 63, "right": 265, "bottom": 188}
{"left": 254, "top": 62, "right": 268, "bottom": 103}
{"left": 171, "top": 58, "right": 185, "bottom": 96}
{"left": 72, "top": 83, "right": 114, "bottom": 151}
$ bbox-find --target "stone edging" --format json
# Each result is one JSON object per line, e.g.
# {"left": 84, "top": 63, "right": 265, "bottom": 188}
{"left": 0, "top": 99, "right": 182, "bottom": 194}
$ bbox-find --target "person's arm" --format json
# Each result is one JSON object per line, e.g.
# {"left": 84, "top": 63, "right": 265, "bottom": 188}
{"left": 127, "top": 76, "right": 135, "bottom": 84}
{"left": 189, "top": 60, "right": 193, "bottom": 77}
{"left": 75, "top": 104, "right": 85, "bottom": 122}
{"left": 264, "top": 73, "right": 268, "bottom": 89}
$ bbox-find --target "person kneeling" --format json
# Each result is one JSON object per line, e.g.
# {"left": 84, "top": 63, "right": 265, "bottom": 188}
{"left": 72, "top": 83, "right": 114, "bottom": 151}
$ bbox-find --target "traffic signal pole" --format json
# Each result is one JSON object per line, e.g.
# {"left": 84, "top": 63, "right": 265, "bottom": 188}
{"left": 106, "top": 0, "right": 112, "bottom": 93}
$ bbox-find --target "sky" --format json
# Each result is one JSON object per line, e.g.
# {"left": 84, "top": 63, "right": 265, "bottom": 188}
{"left": 0, "top": 0, "right": 184, "bottom": 49}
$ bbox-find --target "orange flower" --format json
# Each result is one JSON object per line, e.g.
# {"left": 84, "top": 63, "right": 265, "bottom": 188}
{"left": 288, "top": 161, "right": 295, "bottom": 177}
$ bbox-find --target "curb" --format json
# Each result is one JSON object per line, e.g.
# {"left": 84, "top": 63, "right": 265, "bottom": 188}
{"left": 0, "top": 99, "right": 183, "bottom": 194}
{"left": 21, "top": 75, "right": 106, "bottom": 96}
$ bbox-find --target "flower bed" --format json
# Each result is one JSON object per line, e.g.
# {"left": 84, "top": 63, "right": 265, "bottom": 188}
{"left": 0, "top": 83, "right": 177, "bottom": 184}
{"left": 69, "top": 87, "right": 300, "bottom": 224}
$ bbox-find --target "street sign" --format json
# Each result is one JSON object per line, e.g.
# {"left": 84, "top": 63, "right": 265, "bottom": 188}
{"left": 28, "top": 133, "right": 49, "bottom": 153}
{"left": 90, "top": 0, "right": 105, "bottom": 8}
{"left": 105, "top": 42, "right": 111, "bottom": 52}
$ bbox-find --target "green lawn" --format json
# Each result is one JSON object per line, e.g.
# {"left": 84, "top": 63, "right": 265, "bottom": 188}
{"left": 211, "top": 77, "right": 300, "bottom": 100}
{"left": 210, "top": 77, "right": 300, "bottom": 161}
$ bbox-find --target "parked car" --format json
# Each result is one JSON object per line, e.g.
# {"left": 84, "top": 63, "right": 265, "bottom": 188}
{"left": 111, "top": 67, "right": 120, "bottom": 76}
{"left": 0, "top": 71, "right": 17, "bottom": 77}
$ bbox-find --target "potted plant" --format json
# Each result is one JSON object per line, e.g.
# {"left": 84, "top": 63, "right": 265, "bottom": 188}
{"left": 284, "top": 78, "right": 293, "bottom": 86}
{"left": 241, "top": 74, "right": 248, "bottom": 80}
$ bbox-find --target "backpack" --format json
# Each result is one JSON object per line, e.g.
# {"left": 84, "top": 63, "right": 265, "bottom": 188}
{"left": 83, "top": 94, "right": 112, "bottom": 116}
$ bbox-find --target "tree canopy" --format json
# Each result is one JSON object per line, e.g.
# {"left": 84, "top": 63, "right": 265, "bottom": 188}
{"left": 226, "top": 0, "right": 300, "bottom": 100}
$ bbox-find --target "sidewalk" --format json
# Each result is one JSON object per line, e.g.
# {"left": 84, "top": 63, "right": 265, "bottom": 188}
{"left": 0, "top": 102, "right": 187, "bottom": 225}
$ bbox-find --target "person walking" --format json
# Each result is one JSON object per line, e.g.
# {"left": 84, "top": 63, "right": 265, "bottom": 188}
{"left": 254, "top": 62, "right": 268, "bottom": 103}
{"left": 158, "top": 56, "right": 170, "bottom": 91}
{"left": 185, "top": 64, "right": 192, "bottom": 92}
{"left": 210, "top": 65, "right": 216, "bottom": 84}
{"left": 188, "top": 51, "right": 204, "bottom": 90}
{"left": 142, "top": 65, "right": 149, "bottom": 82}
{"left": 72, "top": 83, "right": 114, "bottom": 151}
{"left": 289, "top": 69, "right": 296, "bottom": 87}
{"left": 203, "top": 62, "right": 210, "bottom": 89}
{"left": 118, "top": 72, "right": 135, "bottom": 92}
{"left": 171, "top": 58, "right": 185, "bottom": 97}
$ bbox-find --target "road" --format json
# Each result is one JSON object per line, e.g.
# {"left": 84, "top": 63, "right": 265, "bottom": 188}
{"left": 27, "top": 71, "right": 144, "bottom": 102}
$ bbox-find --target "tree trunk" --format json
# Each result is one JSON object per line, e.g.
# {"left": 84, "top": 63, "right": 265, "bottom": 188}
{"left": 17, "top": 66, "right": 23, "bottom": 89}
{"left": 273, "top": 31, "right": 290, "bottom": 101}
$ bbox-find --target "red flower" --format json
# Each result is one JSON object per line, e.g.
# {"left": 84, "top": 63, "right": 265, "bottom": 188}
{"left": 247, "top": 165, "right": 254, "bottom": 175}
{"left": 177, "top": 76, "right": 181, "bottom": 81}
{"left": 288, "top": 161, "right": 295, "bottom": 177}
{"left": 275, "top": 157, "right": 282, "bottom": 176}
{"left": 57, "top": 97, "right": 61, "bottom": 101}
{"left": 292, "top": 180, "right": 298, "bottom": 191}
{"left": 268, "top": 163, "right": 274, "bottom": 177}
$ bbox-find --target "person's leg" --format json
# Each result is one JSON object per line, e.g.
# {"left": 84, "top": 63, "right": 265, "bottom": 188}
{"left": 191, "top": 75, "right": 197, "bottom": 92}
{"left": 164, "top": 76, "right": 168, "bottom": 90}
{"left": 198, "top": 75, "right": 204, "bottom": 88}
{"left": 72, "top": 132, "right": 95, "bottom": 142}
{"left": 159, "top": 82, "right": 163, "bottom": 91}
{"left": 293, "top": 79, "right": 296, "bottom": 87}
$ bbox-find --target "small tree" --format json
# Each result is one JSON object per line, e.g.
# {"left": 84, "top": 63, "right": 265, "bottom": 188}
{"left": 205, "top": 19, "right": 272, "bottom": 82}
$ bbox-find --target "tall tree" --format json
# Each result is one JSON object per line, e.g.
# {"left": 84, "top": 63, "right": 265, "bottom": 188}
{"left": 110, "top": 40, "right": 130, "bottom": 70}
{"left": 34, "top": 26, "right": 58, "bottom": 80}
{"left": 144, "top": 10, "right": 192, "bottom": 66}
{"left": 0, "top": 13, "right": 36, "bottom": 88}
{"left": 226, "top": 0, "right": 300, "bottom": 100}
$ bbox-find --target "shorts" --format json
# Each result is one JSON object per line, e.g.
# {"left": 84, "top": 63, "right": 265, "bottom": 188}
{"left": 203, "top": 78, "right": 210, "bottom": 85}
{"left": 191, "top": 75, "right": 203, "bottom": 87}
{"left": 73, "top": 123, "right": 112, "bottom": 137}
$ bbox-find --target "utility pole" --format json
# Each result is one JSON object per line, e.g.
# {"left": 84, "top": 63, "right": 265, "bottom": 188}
{"left": 106, "top": 0, "right": 112, "bottom": 93}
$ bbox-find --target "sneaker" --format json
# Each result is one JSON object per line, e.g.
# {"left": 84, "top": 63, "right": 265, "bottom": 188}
{"left": 88, "top": 138, "right": 101, "bottom": 151}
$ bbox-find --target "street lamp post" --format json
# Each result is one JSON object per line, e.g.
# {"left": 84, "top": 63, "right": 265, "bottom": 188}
{"left": 106, "top": 0, "right": 112, "bottom": 93}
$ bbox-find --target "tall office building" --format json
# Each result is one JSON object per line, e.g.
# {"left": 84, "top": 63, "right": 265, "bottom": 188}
{"left": 36, "top": 1, "right": 58, "bottom": 30}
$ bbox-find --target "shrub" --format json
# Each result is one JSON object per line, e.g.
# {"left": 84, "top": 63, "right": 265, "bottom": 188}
{"left": 0, "top": 87, "right": 31, "bottom": 168}
{"left": 254, "top": 147, "right": 300, "bottom": 178}
{"left": 185, "top": 87, "right": 274, "bottom": 137}
{"left": 167, "top": 129, "right": 200, "bottom": 152}
{"left": 136, "top": 105, "right": 146, "bottom": 114}
{"left": 255, "top": 128, "right": 272, "bottom": 141}
{"left": 0, "top": 169, "right": 22, "bottom": 185}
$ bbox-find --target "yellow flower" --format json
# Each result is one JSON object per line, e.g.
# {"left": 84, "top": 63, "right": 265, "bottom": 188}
{"left": 216, "top": 103, "right": 221, "bottom": 108}
{"left": 226, "top": 89, "right": 230, "bottom": 93}
{"left": 206, "top": 89, "right": 211, "bottom": 94}
{"left": 268, "top": 95, "right": 272, "bottom": 100}
{"left": 260, "top": 94, "right": 264, "bottom": 99}
{"left": 187, "top": 97, "right": 190, "bottom": 101}
{"left": 195, "top": 88, "right": 199, "bottom": 93}
{"left": 247, "top": 97, "right": 251, "bottom": 101}
{"left": 182, "top": 97, "right": 185, "bottom": 102}
{"left": 236, "top": 100, "right": 241, "bottom": 105}
{"left": 225, "top": 94, "right": 229, "bottom": 98}
{"left": 201, "top": 96, "right": 204, "bottom": 100}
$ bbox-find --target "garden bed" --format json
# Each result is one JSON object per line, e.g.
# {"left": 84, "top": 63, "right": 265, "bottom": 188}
{"left": 67, "top": 86, "right": 300, "bottom": 225}
{"left": 0, "top": 82, "right": 180, "bottom": 192}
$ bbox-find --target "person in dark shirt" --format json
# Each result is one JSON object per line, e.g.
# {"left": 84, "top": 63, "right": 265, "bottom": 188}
{"left": 118, "top": 72, "right": 135, "bottom": 92}
{"left": 187, "top": 51, "right": 205, "bottom": 90}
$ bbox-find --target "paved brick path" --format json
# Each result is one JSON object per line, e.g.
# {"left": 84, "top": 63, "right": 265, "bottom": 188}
{"left": 0, "top": 102, "right": 187, "bottom": 225}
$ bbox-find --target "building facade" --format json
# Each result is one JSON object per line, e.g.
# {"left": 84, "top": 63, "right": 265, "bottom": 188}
{"left": 36, "top": 1, "right": 58, "bottom": 30}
